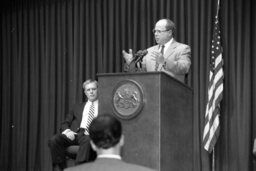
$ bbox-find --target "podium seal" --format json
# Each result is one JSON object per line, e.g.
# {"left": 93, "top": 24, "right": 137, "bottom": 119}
{"left": 112, "top": 80, "right": 144, "bottom": 119}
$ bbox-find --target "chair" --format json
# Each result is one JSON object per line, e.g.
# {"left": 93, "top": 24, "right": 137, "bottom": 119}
{"left": 65, "top": 145, "right": 97, "bottom": 167}
{"left": 65, "top": 145, "right": 80, "bottom": 167}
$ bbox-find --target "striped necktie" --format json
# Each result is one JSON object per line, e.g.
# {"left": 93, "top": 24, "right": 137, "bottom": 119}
{"left": 85, "top": 102, "right": 95, "bottom": 134}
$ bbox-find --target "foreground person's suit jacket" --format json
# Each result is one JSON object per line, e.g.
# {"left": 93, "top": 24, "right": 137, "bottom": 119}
{"left": 65, "top": 157, "right": 156, "bottom": 171}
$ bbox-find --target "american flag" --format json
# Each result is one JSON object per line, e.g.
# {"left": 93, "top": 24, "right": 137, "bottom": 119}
{"left": 202, "top": 14, "right": 224, "bottom": 153}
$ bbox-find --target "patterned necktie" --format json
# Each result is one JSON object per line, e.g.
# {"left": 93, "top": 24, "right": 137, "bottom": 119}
{"left": 85, "top": 102, "right": 95, "bottom": 134}
{"left": 155, "top": 45, "right": 165, "bottom": 71}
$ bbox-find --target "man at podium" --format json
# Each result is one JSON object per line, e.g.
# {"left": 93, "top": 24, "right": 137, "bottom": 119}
{"left": 122, "top": 18, "right": 191, "bottom": 83}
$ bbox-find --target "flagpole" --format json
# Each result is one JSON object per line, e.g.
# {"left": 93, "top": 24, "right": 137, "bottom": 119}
{"left": 216, "top": 0, "right": 220, "bottom": 18}
{"left": 202, "top": 0, "right": 223, "bottom": 170}
{"left": 212, "top": 147, "right": 215, "bottom": 171}
{"left": 213, "top": 1, "right": 220, "bottom": 171}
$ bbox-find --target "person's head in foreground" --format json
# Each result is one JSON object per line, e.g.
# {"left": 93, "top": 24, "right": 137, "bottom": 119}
{"left": 89, "top": 113, "right": 123, "bottom": 155}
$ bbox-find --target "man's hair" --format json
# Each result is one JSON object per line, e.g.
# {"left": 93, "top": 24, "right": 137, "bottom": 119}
{"left": 165, "top": 19, "right": 176, "bottom": 37}
{"left": 89, "top": 113, "right": 122, "bottom": 149}
{"left": 82, "top": 79, "right": 98, "bottom": 90}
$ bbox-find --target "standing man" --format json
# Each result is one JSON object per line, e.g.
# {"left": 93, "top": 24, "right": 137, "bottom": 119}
{"left": 48, "top": 79, "right": 98, "bottom": 170}
{"left": 65, "top": 113, "right": 156, "bottom": 171}
{"left": 123, "top": 18, "right": 191, "bottom": 83}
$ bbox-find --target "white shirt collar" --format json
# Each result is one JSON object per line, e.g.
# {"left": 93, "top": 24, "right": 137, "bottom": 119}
{"left": 97, "top": 154, "right": 122, "bottom": 160}
{"left": 87, "top": 99, "right": 98, "bottom": 105}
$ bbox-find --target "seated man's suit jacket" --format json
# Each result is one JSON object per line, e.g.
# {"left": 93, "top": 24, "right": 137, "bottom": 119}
{"left": 60, "top": 102, "right": 86, "bottom": 132}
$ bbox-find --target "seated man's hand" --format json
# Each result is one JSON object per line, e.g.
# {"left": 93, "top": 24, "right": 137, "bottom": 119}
{"left": 122, "top": 49, "right": 133, "bottom": 64}
{"left": 62, "top": 129, "right": 77, "bottom": 141}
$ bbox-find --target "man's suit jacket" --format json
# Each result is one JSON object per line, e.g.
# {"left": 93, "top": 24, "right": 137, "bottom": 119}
{"left": 65, "top": 158, "right": 156, "bottom": 171}
{"left": 60, "top": 102, "right": 86, "bottom": 132}
{"left": 142, "top": 39, "right": 191, "bottom": 83}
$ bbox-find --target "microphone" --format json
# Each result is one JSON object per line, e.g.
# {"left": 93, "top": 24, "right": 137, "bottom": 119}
{"left": 133, "top": 49, "right": 148, "bottom": 64}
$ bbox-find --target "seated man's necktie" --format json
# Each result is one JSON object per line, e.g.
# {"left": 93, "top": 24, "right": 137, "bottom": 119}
{"left": 85, "top": 102, "right": 95, "bottom": 135}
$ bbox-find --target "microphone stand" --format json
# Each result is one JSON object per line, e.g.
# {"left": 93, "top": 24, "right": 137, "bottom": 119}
{"left": 124, "top": 49, "right": 148, "bottom": 72}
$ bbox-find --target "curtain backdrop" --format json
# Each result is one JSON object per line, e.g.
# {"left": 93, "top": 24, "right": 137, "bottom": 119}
{"left": 0, "top": 0, "right": 255, "bottom": 171}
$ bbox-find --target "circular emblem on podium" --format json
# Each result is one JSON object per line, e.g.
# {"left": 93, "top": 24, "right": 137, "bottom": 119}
{"left": 112, "top": 80, "right": 144, "bottom": 119}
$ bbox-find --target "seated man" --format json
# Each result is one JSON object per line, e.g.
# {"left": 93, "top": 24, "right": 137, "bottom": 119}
{"left": 65, "top": 113, "right": 156, "bottom": 171}
{"left": 48, "top": 79, "right": 99, "bottom": 170}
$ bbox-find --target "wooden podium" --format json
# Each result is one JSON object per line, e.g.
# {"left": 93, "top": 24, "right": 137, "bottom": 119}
{"left": 97, "top": 72, "right": 193, "bottom": 171}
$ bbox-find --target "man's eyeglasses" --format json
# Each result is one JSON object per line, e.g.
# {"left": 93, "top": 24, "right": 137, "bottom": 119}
{"left": 152, "top": 29, "right": 170, "bottom": 34}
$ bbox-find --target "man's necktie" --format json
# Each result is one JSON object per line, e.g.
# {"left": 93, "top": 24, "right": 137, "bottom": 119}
{"left": 160, "top": 45, "right": 165, "bottom": 55}
{"left": 155, "top": 45, "right": 165, "bottom": 71}
{"left": 85, "top": 102, "right": 95, "bottom": 134}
